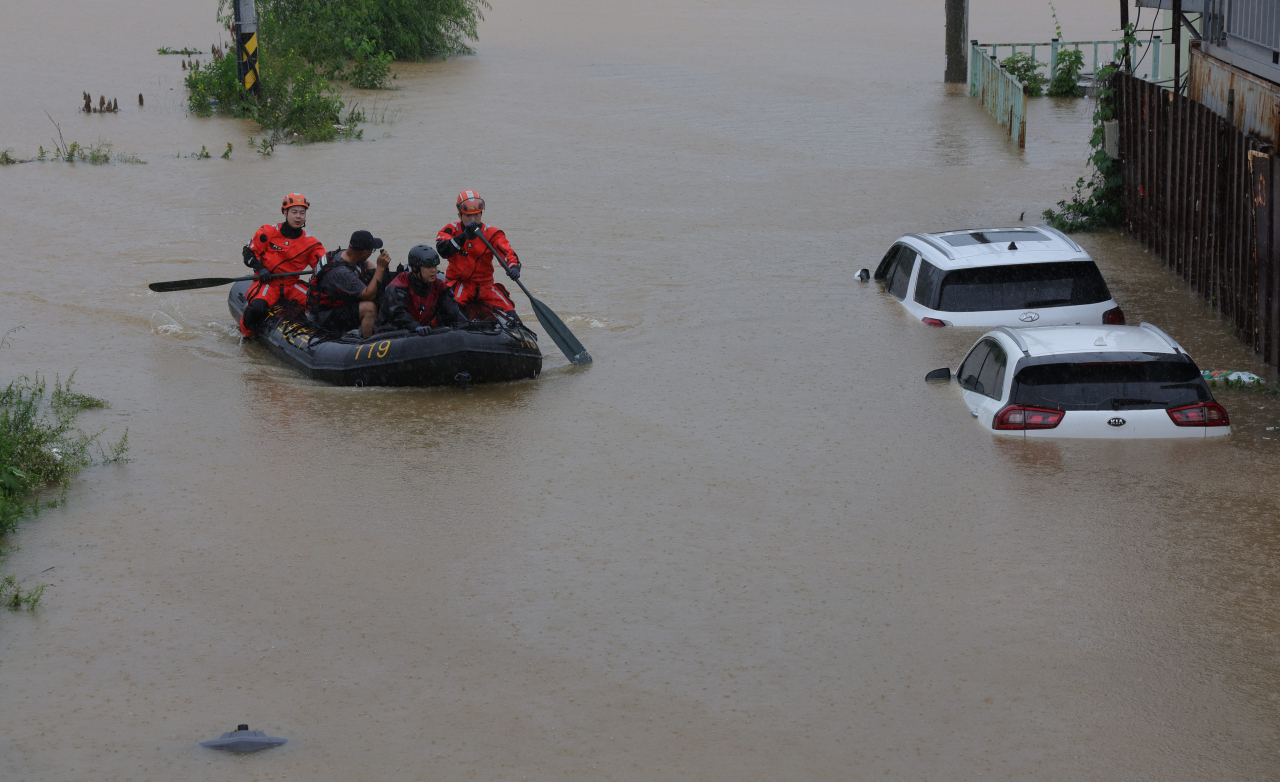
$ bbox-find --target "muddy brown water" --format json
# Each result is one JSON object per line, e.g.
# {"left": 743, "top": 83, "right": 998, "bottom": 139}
{"left": 4, "top": 1, "right": 1280, "bottom": 779}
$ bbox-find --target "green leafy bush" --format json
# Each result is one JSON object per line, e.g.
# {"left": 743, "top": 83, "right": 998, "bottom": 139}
{"left": 184, "top": 50, "right": 356, "bottom": 142}
{"left": 252, "top": 0, "right": 490, "bottom": 63}
{"left": 1048, "top": 48, "right": 1085, "bottom": 98}
{"left": 1000, "top": 52, "right": 1048, "bottom": 97}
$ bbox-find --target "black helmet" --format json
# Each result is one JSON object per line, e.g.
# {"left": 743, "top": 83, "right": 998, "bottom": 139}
{"left": 407, "top": 244, "right": 440, "bottom": 270}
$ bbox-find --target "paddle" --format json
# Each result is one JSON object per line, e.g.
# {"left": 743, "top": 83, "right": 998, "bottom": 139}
{"left": 473, "top": 230, "right": 593, "bottom": 365}
{"left": 149, "top": 270, "right": 314, "bottom": 293}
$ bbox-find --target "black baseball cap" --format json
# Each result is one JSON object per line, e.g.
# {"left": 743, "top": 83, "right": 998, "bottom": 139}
{"left": 349, "top": 230, "right": 384, "bottom": 251}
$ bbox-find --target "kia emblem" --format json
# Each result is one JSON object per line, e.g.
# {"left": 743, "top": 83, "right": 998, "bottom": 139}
{"left": 1019, "top": 311, "right": 1040, "bottom": 322}
{"left": 1108, "top": 417, "right": 1126, "bottom": 427}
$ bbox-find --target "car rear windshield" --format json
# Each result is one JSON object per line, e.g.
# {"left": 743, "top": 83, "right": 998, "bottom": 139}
{"left": 940, "top": 229, "right": 1052, "bottom": 247}
{"left": 929, "top": 261, "right": 1111, "bottom": 312}
{"left": 1011, "top": 359, "right": 1210, "bottom": 411}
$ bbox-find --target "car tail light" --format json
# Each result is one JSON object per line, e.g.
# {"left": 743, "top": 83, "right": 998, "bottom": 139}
{"left": 994, "top": 405, "right": 1065, "bottom": 430}
{"left": 922, "top": 317, "right": 946, "bottom": 327}
{"left": 1167, "top": 401, "right": 1230, "bottom": 427}
{"left": 1103, "top": 306, "right": 1126, "bottom": 325}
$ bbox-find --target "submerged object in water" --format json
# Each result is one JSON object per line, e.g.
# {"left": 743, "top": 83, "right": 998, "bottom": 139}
{"left": 227, "top": 280, "right": 542, "bottom": 387}
{"left": 1202, "top": 370, "right": 1263, "bottom": 384}
{"left": 199, "top": 724, "right": 287, "bottom": 752}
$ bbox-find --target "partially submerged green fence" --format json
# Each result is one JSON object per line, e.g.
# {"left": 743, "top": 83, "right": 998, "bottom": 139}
{"left": 969, "top": 42, "right": 1027, "bottom": 148}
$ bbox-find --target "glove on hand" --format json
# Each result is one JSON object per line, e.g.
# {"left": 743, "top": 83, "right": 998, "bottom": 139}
{"left": 256, "top": 267, "right": 272, "bottom": 282}
{"left": 505, "top": 263, "right": 521, "bottom": 281}
{"left": 415, "top": 326, "right": 430, "bottom": 336}
{"left": 463, "top": 221, "right": 482, "bottom": 238}
{"left": 435, "top": 238, "right": 460, "bottom": 258}
{"left": 242, "top": 244, "right": 258, "bottom": 268}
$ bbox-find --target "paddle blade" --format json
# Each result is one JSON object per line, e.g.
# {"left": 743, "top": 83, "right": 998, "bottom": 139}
{"left": 527, "top": 294, "right": 592, "bottom": 365}
{"left": 148, "top": 277, "right": 239, "bottom": 292}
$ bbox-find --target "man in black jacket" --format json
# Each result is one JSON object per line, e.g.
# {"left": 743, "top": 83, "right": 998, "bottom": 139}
{"left": 378, "top": 245, "right": 467, "bottom": 333}
{"left": 306, "top": 230, "right": 390, "bottom": 338}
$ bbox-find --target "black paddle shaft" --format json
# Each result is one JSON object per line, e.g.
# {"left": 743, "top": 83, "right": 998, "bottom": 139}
{"left": 149, "top": 270, "right": 313, "bottom": 293}
{"left": 472, "top": 229, "right": 592, "bottom": 365}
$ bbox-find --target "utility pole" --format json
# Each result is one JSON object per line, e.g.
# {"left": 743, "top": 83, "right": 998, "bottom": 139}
{"left": 944, "top": 0, "right": 969, "bottom": 84}
{"left": 233, "top": 0, "right": 261, "bottom": 97}
{"left": 1120, "top": 0, "right": 1131, "bottom": 73}
{"left": 1172, "top": 0, "right": 1182, "bottom": 93}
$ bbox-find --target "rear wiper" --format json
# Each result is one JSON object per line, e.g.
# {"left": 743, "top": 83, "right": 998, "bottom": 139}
{"left": 1108, "top": 397, "right": 1153, "bottom": 410}
{"left": 1022, "top": 298, "right": 1072, "bottom": 308}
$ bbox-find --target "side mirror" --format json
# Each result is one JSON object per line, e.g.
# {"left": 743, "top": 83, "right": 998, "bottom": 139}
{"left": 924, "top": 367, "right": 952, "bottom": 381}
{"left": 856, "top": 268, "right": 870, "bottom": 282}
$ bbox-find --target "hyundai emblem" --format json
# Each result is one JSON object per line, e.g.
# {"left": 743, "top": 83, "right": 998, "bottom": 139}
{"left": 1019, "top": 311, "right": 1040, "bottom": 322}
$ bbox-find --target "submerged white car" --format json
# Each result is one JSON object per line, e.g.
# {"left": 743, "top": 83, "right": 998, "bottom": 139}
{"left": 870, "top": 226, "right": 1125, "bottom": 328}
{"left": 927, "top": 324, "right": 1231, "bottom": 438}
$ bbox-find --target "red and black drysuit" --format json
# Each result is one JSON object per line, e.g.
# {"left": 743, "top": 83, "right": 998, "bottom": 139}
{"left": 305, "top": 249, "right": 377, "bottom": 334}
{"left": 376, "top": 270, "right": 467, "bottom": 331}
{"left": 239, "top": 223, "right": 326, "bottom": 336}
{"left": 435, "top": 222, "right": 521, "bottom": 319}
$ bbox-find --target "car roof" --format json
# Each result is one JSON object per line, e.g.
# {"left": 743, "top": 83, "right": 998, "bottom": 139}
{"left": 898, "top": 225, "right": 1091, "bottom": 270}
{"left": 987, "top": 324, "right": 1185, "bottom": 358}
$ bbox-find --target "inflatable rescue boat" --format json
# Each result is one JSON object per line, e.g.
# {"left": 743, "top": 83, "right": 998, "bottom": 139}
{"left": 228, "top": 281, "right": 542, "bottom": 386}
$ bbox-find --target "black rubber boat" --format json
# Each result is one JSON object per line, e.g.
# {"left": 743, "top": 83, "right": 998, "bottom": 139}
{"left": 228, "top": 281, "right": 542, "bottom": 386}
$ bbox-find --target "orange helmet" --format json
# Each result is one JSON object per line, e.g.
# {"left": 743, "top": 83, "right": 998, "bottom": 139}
{"left": 281, "top": 193, "right": 310, "bottom": 213}
{"left": 456, "top": 189, "right": 485, "bottom": 215}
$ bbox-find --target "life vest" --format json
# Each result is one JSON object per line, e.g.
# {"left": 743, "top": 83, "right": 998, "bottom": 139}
{"left": 306, "top": 249, "right": 367, "bottom": 313}
{"left": 387, "top": 271, "right": 447, "bottom": 327}
{"left": 249, "top": 223, "right": 325, "bottom": 275}
{"left": 435, "top": 222, "right": 516, "bottom": 287}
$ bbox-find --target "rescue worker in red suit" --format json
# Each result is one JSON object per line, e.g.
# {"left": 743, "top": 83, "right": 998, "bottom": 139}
{"left": 435, "top": 189, "right": 523, "bottom": 324}
{"left": 239, "top": 193, "right": 326, "bottom": 336}
{"left": 377, "top": 245, "right": 468, "bottom": 333}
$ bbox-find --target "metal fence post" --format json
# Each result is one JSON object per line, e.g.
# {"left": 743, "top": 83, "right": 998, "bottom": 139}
{"left": 1050, "top": 38, "right": 1059, "bottom": 78}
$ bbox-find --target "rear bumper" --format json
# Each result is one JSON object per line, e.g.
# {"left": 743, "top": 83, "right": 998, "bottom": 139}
{"left": 1015, "top": 409, "right": 1229, "bottom": 439}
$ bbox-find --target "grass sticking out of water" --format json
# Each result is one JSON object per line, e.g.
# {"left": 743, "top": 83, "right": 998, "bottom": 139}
{"left": 1, "top": 574, "right": 47, "bottom": 610}
{"left": 1, "top": 367, "right": 129, "bottom": 610}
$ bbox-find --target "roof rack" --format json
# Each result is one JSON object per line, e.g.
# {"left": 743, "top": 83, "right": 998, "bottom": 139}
{"left": 992, "top": 326, "right": 1031, "bottom": 357}
{"left": 1138, "top": 322, "right": 1183, "bottom": 354}
{"left": 904, "top": 233, "right": 955, "bottom": 260}
{"left": 1038, "top": 225, "right": 1084, "bottom": 253}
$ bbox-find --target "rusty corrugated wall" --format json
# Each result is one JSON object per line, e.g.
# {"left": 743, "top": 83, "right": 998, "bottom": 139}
{"left": 1189, "top": 42, "right": 1280, "bottom": 145}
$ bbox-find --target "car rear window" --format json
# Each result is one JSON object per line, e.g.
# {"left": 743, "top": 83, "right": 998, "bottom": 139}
{"left": 1011, "top": 359, "right": 1210, "bottom": 411}
{"left": 941, "top": 229, "right": 1052, "bottom": 247}
{"left": 931, "top": 261, "right": 1111, "bottom": 312}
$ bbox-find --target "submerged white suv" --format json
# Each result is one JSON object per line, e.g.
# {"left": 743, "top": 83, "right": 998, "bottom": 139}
{"left": 871, "top": 226, "right": 1125, "bottom": 328}
{"left": 927, "top": 324, "right": 1231, "bottom": 438}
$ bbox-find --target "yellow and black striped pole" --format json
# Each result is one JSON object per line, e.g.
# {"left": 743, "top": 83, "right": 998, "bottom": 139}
{"left": 232, "top": 0, "right": 261, "bottom": 97}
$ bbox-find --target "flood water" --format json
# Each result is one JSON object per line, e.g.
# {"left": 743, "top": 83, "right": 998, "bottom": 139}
{"left": 4, "top": 0, "right": 1280, "bottom": 779}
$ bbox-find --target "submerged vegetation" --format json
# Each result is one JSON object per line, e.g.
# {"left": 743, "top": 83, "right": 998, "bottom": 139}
{"left": 2, "top": 115, "right": 146, "bottom": 165}
{"left": 1, "top": 345, "right": 129, "bottom": 610}
{"left": 186, "top": 0, "right": 489, "bottom": 141}
{"left": 1000, "top": 53, "right": 1048, "bottom": 97}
